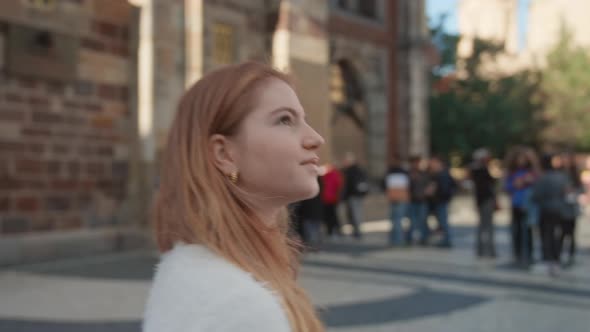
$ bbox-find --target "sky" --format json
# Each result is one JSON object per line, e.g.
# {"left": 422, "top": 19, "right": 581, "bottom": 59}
{"left": 426, "top": 0, "right": 532, "bottom": 50}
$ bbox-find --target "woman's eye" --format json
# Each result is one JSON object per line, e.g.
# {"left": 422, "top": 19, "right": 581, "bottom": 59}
{"left": 279, "top": 115, "right": 293, "bottom": 125}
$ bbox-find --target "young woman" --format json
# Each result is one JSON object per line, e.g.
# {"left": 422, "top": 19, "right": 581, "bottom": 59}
{"left": 143, "top": 62, "right": 325, "bottom": 332}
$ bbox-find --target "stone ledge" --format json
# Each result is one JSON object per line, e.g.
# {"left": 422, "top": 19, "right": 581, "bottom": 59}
{"left": 0, "top": 226, "right": 153, "bottom": 267}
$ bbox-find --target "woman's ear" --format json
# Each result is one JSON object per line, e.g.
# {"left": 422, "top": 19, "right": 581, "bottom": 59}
{"left": 209, "top": 134, "right": 238, "bottom": 175}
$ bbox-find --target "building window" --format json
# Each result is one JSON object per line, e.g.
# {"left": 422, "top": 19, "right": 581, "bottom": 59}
{"left": 358, "top": 0, "right": 377, "bottom": 19}
{"left": 212, "top": 23, "right": 235, "bottom": 65}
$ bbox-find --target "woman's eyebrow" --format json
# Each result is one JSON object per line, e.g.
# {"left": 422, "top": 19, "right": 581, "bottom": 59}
{"left": 270, "top": 107, "right": 305, "bottom": 118}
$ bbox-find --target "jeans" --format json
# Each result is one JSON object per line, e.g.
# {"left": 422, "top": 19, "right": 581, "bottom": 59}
{"left": 435, "top": 202, "right": 452, "bottom": 245}
{"left": 345, "top": 197, "right": 364, "bottom": 239}
{"left": 389, "top": 202, "right": 408, "bottom": 245}
{"left": 407, "top": 202, "right": 429, "bottom": 243}
{"left": 477, "top": 198, "right": 496, "bottom": 257}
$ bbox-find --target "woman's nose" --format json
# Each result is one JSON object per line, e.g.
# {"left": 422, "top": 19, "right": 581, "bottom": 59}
{"left": 303, "top": 125, "right": 325, "bottom": 150}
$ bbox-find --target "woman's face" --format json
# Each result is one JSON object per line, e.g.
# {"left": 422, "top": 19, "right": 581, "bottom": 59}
{"left": 227, "top": 78, "right": 324, "bottom": 205}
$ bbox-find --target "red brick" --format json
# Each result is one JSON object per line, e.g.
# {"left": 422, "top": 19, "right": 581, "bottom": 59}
{"left": 0, "top": 109, "right": 25, "bottom": 122}
{"left": 67, "top": 161, "right": 81, "bottom": 177}
{"left": 63, "top": 100, "right": 82, "bottom": 110}
{"left": 46, "top": 196, "right": 71, "bottom": 211}
{"left": 0, "top": 141, "right": 24, "bottom": 153}
{"left": 86, "top": 162, "right": 105, "bottom": 177}
{"left": 21, "top": 127, "right": 52, "bottom": 137}
{"left": 26, "top": 180, "right": 47, "bottom": 190}
{"left": 79, "top": 180, "right": 96, "bottom": 191}
{"left": 120, "top": 27, "right": 129, "bottom": 41}
{"left": 0, "top": 160, "right": 9, "bottom": 176}
{"left": 91, "top": 115, "right": 115, "bottom": 130}
{"left": 0, "top": 196, "right": 11, "bottom": 212}
{"left": 110, "top": 44, "right": 129, "bottom": 57}
{"left": 52, "top": 144, "right": 70, "bottom": 155}
{"left": 75, "top": 81, "right": 94, "bottom": 96}
{"left": 46, "top": 81, "right": 65, "bottom": 95}
{"left": 65, "top": 116, "right": 87, "bottom": 126}
{"left": 0, "top": 177, "right": 22, "bottom": 191}
{"left": 47, "top": 160, "right": 61, "bottom": 175}
{"left": 97, "top": 146, "right": 114, "bottom": 157}
{"left": 30, "top": 217, "right": 54, "bottom": 232}
{"left": 32, "top": 111, "right": 62, "bottom": 124}
{"left": 15, "top": 159, "right": 44, "bottom": 174}
{"left": 16, "top": 196, "right": 40, "bottom": 212}
{"left": 81, "top": 37, "right": 106, "bottom": 52}
{"left": 18, "top": 77, "right": 38, "bottom": 89}
{"left": 5, "top": 93, "right": 24, "bottom": 103}
{"left": 52, "top": 179, "right": 78, "bottom": 191}
{"left": 78, "top": 146, "right": 94, "bottom": 156}
{"left": 28, "top": 143, "right": 45, "bottom": 154}
{"left": 56, "top": 216, "right": 82, "bottom": 230}
{"left": 2, "top": 217, "right": 29, "bottom": 234}
{"left": 93, "top": 20, "right": 120, "bottom": 38}
{"left": 29, "top": 96, "right": 50, "bottom": 107}
{"left": 54, "top": 131, "right": 79, "bottom": 140}
{"left": 83, "top": 102, "right": 102, "bottom": 112}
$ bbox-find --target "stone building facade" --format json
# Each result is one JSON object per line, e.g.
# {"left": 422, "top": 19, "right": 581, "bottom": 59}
{"left": 0, "top": 0, "right": 429, "bottom": 264}
{"left": 457, "top": 0, "right": 590, "bottom": 74}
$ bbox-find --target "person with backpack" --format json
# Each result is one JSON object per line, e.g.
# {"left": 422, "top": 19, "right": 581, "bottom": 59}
{"left": 342, "top": 152, "right": 369, "bottom": 239}
{"left": 428, "top": 155, "right": 457, "bottom": 248}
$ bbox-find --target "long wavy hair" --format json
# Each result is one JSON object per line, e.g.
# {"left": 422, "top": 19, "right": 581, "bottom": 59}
{"left": 152, "top": 61, "right": 324, "bottom": 332}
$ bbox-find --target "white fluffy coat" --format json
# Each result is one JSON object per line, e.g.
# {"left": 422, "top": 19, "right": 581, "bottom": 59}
{"left": 143, "top": 243, "right": 291, "bottom": 332}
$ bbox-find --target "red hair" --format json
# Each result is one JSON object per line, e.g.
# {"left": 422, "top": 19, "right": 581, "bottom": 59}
{"left": 153, "top": 61, "right": 324, "bottom": 331}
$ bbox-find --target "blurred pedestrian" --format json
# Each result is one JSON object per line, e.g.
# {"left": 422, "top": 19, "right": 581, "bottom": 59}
{"left": 428, "top": 155, "right": 457, "bottom": 247}
{"left": 531, "top": 154, "right": 571, "bottom": 276}
{"left": 470, "top": 148, "right": 497, "bottom": 258}
{"left": 341, "top": 152, "right": 369, "bottom": 239}
{"left": 504, "top": 146, "right": 540, "bottom": 265}
{"left": 294, "top": 176, "right": 325, "bottom": 251}
{"left": 384, "top": 156, "right": 410, "bottom": 246}
{"left": 144, "top": 62, "right": 325, "bottom": 332}
{"left": 321, "top": 163, "right": 344, "bottom": 238}
{"left": 557, "top": 152, "right": 581, "bottom": 266}
{"left": 407, "top": 155, "right": 431, "bottom": 245}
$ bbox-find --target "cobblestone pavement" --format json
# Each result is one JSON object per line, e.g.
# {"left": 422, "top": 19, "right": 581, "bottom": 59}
{"left": 1, "top": 195, "right": 589, "bottom": 331}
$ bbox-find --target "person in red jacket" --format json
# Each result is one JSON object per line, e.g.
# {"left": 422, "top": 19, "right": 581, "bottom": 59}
{"left": 321, "top": 163, "right": 344, "bottom": 237}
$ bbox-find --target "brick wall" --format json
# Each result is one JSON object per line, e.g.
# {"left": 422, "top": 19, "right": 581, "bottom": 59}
{"left": 0, "top": 0, "right": 134, "bottom": 236}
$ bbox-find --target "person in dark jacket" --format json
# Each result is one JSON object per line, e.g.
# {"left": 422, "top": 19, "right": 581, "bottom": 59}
{"left": 428, "top": 155, "right": 456, "bottom": 247}
{"left": 294, "top": 176, "right": 324, "bottom": 251}
{"left": 557, "top": 152, "right": 581, "bottom": 266}
{"left": 532, "top": 154, "right": 572, "bottom": 276}
{"left": 342, "top": 152, "right": 369, "bottom": 239}
{"left": 470, "top": 148, "right": 497, "bottom": 258}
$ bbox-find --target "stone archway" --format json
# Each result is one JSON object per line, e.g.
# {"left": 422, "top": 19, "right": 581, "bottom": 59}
{"left": 329, "top": 58, "right": 368, "bottom": 166}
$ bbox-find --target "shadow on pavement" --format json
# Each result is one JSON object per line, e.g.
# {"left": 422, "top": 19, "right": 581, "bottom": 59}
{"left": 321, "top": 288, "right": 489, "bottom": 327}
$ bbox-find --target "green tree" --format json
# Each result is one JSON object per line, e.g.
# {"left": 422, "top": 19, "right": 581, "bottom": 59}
{"left": 429, "top": 28, "right": 545, "bottom": 163}
{"left": 541, "top": 26, "right": 590, "bottom": 151}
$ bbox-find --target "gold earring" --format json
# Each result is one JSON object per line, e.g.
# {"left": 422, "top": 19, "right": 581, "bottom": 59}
{"left": 229, "top": 171, "right": 238, "bottom": 184}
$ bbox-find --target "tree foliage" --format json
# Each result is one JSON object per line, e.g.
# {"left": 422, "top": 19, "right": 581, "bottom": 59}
{"left": 429, "top": 26, "right": 546, "bottom": 163}
{"left": 541, "top": 26, "right": 590, "bottom": 151}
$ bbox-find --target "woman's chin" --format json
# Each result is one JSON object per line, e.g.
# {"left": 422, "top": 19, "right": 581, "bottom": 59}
{"left": 298, "top": 182, "right": 320, "bottom": 201}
